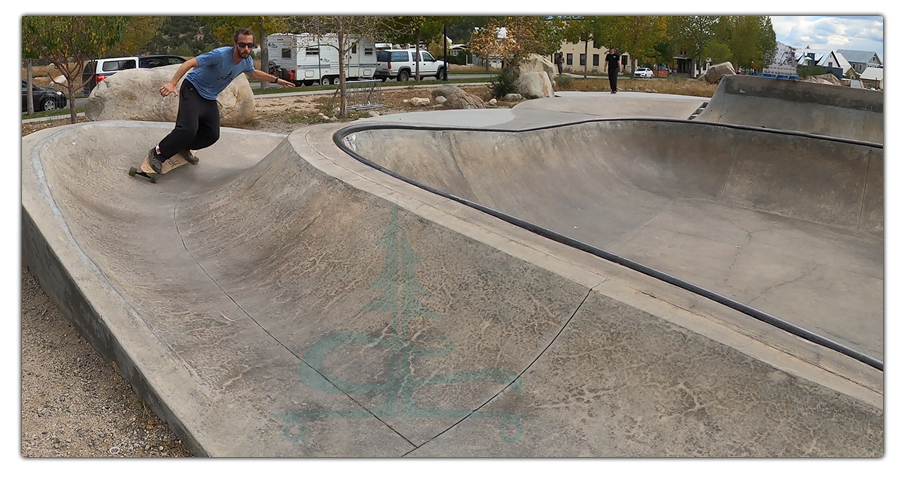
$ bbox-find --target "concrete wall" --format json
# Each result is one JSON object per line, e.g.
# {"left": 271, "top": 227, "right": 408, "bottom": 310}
{"left": 697, "top": 75, "right": 883, "bottom": 143}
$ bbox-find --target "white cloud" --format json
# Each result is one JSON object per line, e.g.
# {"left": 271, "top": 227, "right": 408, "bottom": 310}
{"left": 772, "top": 16, "right": 883, "bottom": 58}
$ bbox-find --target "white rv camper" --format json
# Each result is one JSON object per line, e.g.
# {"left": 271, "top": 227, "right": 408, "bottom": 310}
{"left": 267, "top": 33, "right": 377, "bottom": 86}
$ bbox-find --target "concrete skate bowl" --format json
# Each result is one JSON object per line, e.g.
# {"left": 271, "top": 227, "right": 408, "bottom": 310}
{"left": 22, "top": 119, "right": 883, "bottom": 457}
{"left": 339, "top": 119, "right": 883, "bottom": 369}
{"left": 695, "top": 74, "right": 883, "bottom": 143}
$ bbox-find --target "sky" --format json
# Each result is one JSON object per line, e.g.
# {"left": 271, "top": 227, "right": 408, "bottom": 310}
{"left": 770, "top": 15, "right": 884, "bottom": 61}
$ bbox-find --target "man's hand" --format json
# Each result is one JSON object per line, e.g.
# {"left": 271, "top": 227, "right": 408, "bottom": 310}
{"left": 251, "top": 69, "right": 296, "bottom": 88}
{"left": 160, "top": 82, "right": 178, "bottom": 97}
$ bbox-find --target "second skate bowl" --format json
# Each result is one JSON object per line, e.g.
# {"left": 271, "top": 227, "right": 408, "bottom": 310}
{"left": 343, "top": 119, "right": 883, "bottom": 363}
{"left": 695, "top": 75, "right": 884, "bottom": 143}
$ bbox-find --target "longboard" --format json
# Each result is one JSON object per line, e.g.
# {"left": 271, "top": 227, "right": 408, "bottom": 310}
{"left": 128, "top": 150, "right": 195, "bottom": 183}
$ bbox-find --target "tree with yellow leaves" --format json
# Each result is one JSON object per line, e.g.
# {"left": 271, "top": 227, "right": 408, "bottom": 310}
{"left": 469, "top": 16, "right": 563, "bottom": 69}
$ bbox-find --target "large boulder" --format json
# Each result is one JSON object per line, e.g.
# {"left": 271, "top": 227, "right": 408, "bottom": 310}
{"left": 431, "top": 84, "right": 485, "bottom": 109}
{"left": 515, "top": 71, "right": 555, "bottom": 98}
{"left": 84, "top": 66, "right": 255, "bottom": 125}
{"left": 701, "top": 62, "right": 736, "bottom": 84}
{"left": 517, "top": 53, "right": 557, "bottom": 80}
{"left": 431, "top": 84, "right": 464, "bottom": 101}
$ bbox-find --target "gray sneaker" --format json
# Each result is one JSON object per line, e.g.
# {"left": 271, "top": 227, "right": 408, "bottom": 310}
{"left": 179, "top": 150, "right": 199, "bottom": 164}
{"left": 147, "top": 148, "right": 163, "bottom": 174}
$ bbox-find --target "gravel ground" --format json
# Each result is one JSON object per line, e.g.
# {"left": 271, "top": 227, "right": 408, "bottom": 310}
{"left": 19, "top": 85, "right": 496, "bottom": 458}
{"left": 21, "top": 267, "right": 193, "bottom": 458}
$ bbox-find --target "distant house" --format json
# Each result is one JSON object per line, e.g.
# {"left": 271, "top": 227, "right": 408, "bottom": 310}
{"left": 837, "top": 49, "right": 882, "bottom": 74}
{"left": 796, "top": 49, "right": 824, "bottom": 68}
{"left": 672, "top": 53, "right": 711, "bottom": 77}
{"left": 761, "top": 42, "right": 798, "bottom": 77}
{"left": 859, "top": 66, "right": 884, "bottom": 89}
{"left": 818, "top": 51, "right": 854, "bottom": 79}
{"left": 557, "top": 40, "right": 635, "bottom": 75}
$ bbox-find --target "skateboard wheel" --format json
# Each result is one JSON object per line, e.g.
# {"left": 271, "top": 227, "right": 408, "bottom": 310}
{"left": 150, "top": 174, "right": 158, "bottom": 184}
{"left": 128, "top": 167, "right": 137, "bottom": 177}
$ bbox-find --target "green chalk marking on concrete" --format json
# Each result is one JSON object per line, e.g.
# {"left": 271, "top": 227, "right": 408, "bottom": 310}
{"left": 270, "top": 203, "right": 531, "bottom": 444}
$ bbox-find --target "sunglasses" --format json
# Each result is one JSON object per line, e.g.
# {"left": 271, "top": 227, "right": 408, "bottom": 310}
{"left": 236, "top": 42, "right": 255, "bottom": 49}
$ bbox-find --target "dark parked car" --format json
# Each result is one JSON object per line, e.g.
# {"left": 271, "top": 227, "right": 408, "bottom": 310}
{"left": 22, "top": 80, "right": 67, "bottom": 112}
{"left": 82, "top": 55, "right": 187, "bottom": 95}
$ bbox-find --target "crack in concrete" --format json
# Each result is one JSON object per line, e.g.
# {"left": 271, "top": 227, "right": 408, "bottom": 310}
{"left": 758, "top": 264, "right": 819, "bottom": 296}
{"left": 402, "top": 287, "right": 594, "bottom": 456}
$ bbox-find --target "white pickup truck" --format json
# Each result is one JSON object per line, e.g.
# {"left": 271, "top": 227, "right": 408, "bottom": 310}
{"left": 375, "top": 48, "right": 447, "bottom": 81}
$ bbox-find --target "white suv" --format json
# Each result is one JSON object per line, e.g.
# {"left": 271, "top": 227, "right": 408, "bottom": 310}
{"left": 375, "top": 49, "right": 447, "bottom": 82}
{"left": 82, "top": 55, "right": 187, "bottom": 95}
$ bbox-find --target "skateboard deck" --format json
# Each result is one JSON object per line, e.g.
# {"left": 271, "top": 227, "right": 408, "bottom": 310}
{"left": 128, "top": 151, "right": 194, "bottom": 183}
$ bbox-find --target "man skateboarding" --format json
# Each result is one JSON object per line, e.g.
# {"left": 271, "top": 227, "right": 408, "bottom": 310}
{"left": 147, "top": 28, "right": 295, "bottom": 173}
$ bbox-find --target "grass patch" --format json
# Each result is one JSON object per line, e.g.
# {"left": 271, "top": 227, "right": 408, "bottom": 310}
{"left": 447, "top": 65, "right": 500, "bottom": 74}
{"left": 555, "top": 74, "right": 575, "bottom": 89}
{"left": 560, "top": 76, "right": 717, "bottom": 97}
{"left": 22, "top": 108, "right": 79, "bottom": 119}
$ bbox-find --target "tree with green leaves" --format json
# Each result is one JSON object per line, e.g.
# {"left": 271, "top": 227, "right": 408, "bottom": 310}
{"left": 705, "top": 40, "right": 733, "bottom": 65}
{"left": 726, "top": 16, "right": 777, "bottom": 71}
{"left": 141, "top": 16, "right": 217, "bottom": 56}
{"left": 22, "top": 16, "right": 127, "bottom": 123}
{"left": 651, "top": 39, "right": 677, "bottom": 69}
{"left": 667, "top": 15, "right": 721, "bottom": 75}
{"left": 112, "top": 17, "right": 167, "bottom": 56}
{"left": 559, "top": 16, "right": 614, "bottom": 79}
{"left": 383, "top": 16, "right": 452, "bottom": 81}
{"left": 608, "top": 16, "right": 668, "bottom": 75}
{"left": 21, "top": 20, "right": 42, "bottom": 115}
{"left": 443, "top": 16, "right": 493, "bottom": 45}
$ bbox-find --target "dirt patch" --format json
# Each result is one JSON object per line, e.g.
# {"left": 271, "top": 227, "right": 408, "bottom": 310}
{"left": 21, "top": 268, "right": 193, "bottom": 457}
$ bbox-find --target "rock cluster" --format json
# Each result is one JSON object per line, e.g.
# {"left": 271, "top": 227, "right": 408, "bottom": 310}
{"left": 430, "top": 85, "right": 486, "bottom": 109}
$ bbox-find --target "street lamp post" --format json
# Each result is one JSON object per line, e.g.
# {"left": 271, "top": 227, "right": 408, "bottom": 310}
{"left": 443, "top": 24, "right": 449, "bottom": 81}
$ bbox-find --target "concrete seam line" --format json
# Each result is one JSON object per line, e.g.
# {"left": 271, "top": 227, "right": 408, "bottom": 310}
{"left": 857, "top": 149, "right": 872, "bottom": 233}
{"left": 406, "top": 288, "right": 593, "bottom": 455}
{"left": 171, "top": 187, "right": 417, "bottom": 449}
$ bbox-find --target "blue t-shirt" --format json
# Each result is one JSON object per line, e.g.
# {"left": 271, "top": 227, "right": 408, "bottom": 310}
{"left": 185, "top": 46, "right": 254, "bottom": 100}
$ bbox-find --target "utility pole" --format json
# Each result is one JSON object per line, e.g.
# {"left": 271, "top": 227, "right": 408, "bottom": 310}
{"left": 443, "top": 24, "right": 449, "bottom": 81}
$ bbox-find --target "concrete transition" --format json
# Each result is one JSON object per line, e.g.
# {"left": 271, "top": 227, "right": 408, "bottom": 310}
{"left": 21, "top": 90, "right": 883, "bottom": 457}
{"left": 696, "top": 74, "right": 884, "bottom": 144}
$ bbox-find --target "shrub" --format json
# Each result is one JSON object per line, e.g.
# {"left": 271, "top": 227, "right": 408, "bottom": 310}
{"left": 797, "top": 65, "right": 827, "bottom": 78}
{"left": 489, "top": 67, "right": 519, "bottom": 99}
{"left": 555, "top": 74, "right": 574, "bottom": 89}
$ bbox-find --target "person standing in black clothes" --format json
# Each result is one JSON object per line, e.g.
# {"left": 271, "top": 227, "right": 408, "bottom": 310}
{"left": 555, "top": 53, "right": 564, "bottom": 75}
{"left": 605, "top": 48, "right": 623, "bottom": 94}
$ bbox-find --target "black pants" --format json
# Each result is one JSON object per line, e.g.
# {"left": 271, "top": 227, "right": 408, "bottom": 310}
{"left": 608, "top": 71, "right": 618, "bottom": 92}
{"left": 158, "top": 80, "right": 220, "bottom": 159}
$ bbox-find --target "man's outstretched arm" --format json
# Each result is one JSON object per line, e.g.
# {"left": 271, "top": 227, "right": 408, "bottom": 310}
{"left": 249, "top": 69, "right": 296, "bottom": 87}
